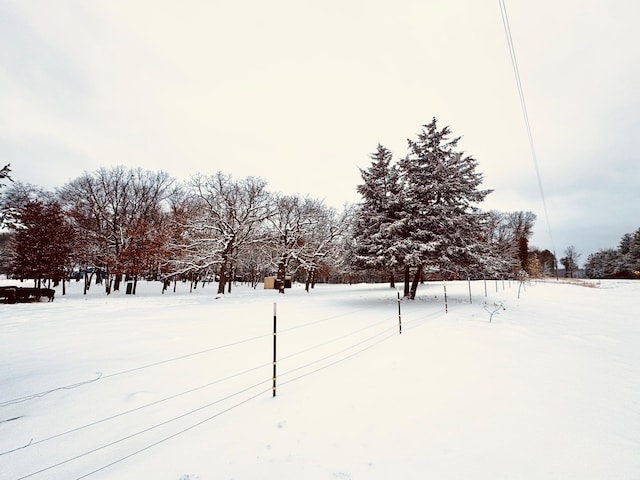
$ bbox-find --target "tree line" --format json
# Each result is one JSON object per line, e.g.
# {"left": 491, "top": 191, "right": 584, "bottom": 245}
{"left": 1, "top": 119, "right": 563, "bottom": 298}
{"left": 584, "top": 229, "right": 640, "bottom": 279}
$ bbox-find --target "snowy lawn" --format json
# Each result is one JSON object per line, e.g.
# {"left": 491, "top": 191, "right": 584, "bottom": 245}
{"left": 1, "top": 278, "right": 639, "bottom": 480}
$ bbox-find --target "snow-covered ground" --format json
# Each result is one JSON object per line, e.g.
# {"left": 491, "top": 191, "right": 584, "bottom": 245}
{"left": 1, "top": 277, "right": 639, "bottom": 480}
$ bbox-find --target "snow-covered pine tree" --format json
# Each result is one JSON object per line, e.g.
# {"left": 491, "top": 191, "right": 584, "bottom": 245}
{"left": 584, "top": 248, "right": 623, "bottom": 279}
{"left": 397, "top": 118, "right": 492, "bottom": 299}
{"left": 353, "top": 144, "right": 404, "bottom": 287}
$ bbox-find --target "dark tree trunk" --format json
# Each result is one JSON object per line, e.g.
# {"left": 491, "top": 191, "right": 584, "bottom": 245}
{"left": 389, "top": 272, "right": 395, "bottom": 288}
{"left": 105, "top": 266, "right": 112, "bottom": 294}
{"left": 217, "top": 264, "right": 228, "bottom": 294}
{"left": 305, "top": 268, "right": 316, "bottom": 292}
{"left": 403, "top": 265, "right": 410, "bottom": 297}
{"left": 409, "top": 264, "right": 424, "bottom": 300}
{"left": 276, "top": 258, "right": 287, "bottom": 294}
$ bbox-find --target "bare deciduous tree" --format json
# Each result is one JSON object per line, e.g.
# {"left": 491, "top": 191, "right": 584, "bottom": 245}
{"left": 58, "top": 166, "right": 175, "bottom": 293}
{"left": 187, "top": 172, "right": 273, "bottom": 294}
{"left": 561, "top": 245, "right": 581, "bottom": 278}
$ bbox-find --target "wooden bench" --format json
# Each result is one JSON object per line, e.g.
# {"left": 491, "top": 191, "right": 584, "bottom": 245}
{"left": 0, "top": 286, "right": 55, "bottom": 303}
{"left": 0, "top": 287, "right": 17, "bottom": 304}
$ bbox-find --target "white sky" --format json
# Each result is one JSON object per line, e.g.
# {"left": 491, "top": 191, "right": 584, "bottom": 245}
{"left": 1, "top": 0, "right": 639, "bottom": 262}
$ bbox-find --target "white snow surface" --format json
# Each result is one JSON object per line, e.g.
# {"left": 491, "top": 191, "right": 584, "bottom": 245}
{"left": 1, "top": 278, "right": 639, "bottom": 480}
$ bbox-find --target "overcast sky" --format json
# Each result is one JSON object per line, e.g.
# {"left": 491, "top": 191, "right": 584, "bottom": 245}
{"left": 1, "top": 0, "right": 639, "bottom": 263}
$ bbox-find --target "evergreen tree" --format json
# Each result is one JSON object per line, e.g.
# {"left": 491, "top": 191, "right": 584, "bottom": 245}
{"left": 584, "top": 248, "right": 623, "bottom": 279}
{"left": 0, "top": 164, "right": 11, "bottom": 186}
{"left": 10, "top": 200, "right": 74, "bottom": 286}
{"left": 397, "top": 118, "right": 492, "bottom": 298}
{"left": 620, "top": 228, "right": 640, "bottom": 275}
{"left": 0, "top": 164, "right": 16, "bottom": 228}
{"left": 352, "top": 144, "right": 403, "bottom": 286}
{"left": 584, "top": 228, "right": 640, "bottom": 279}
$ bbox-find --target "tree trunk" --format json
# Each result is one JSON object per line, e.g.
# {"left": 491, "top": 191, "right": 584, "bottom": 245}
{"left": 276, "top": 258, "right": 287, "bottom": 294}
{"left": 389, "top": 272, "right": 395, "bottom": 288}
{"left": 84, "top": 271, "right": 91, "bottom": 294}
{"left": 403, "top": 265, "right": 410, "bottom": 297}
{"left": 217, "top": 264, "right": 227, "bottom": 295}
{"left": 105, "top": 266, "right": 112, "bottom": 294}
{"left": 409, "top": 264, "right": 424, "bottom": 300}
{"left": 305, "top": 268, "right": 315, "bottom": 292}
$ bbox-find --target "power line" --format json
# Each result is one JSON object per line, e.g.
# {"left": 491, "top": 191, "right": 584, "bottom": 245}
{"left": 499, "top": 0, "right": 557, "bottom": 256}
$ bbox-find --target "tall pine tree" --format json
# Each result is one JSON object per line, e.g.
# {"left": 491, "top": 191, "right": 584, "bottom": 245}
{"left": 353, "top": 144, "right": 404, "bottom": 286}
{"left": 397, "top": 118, "right": 492, "bottom": 298}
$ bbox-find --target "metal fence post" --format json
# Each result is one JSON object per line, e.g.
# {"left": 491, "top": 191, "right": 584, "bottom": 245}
{"left": 272, "top": 302, "right": 277, "bottom": 397}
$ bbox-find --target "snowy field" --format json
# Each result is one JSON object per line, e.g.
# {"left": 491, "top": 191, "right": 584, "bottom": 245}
{"left": 1, "top": 277, "right": 639, "bottom": 480}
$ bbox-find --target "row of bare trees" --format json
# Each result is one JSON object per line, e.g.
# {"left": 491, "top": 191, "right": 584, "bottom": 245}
{"left": 1, "top": 166, "right": 353, "bottom": 295}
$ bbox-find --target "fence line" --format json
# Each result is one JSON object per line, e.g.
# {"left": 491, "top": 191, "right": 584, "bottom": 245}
{"left": 5, "top": 282, "right": 526, "bottom": 479}
{"left": 15, "top": 379, "right": 272, "bottom": 480}
{"left": 0, "top": 360, "right": 272, "bottom": 457}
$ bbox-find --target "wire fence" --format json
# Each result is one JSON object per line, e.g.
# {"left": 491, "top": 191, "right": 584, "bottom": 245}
{"left": 1, "top": 279, "right": 522, "bottom": 479}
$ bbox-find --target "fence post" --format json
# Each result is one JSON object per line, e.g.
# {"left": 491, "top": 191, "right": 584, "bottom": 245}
{"left": 444, "top": 280, "right": 448, "bottom": 314}
{"left": 272, "top": 302, "right": 277, "bottom": 397}
{"left": 467, "top": 276, "right": 472, "bottom": 304}
{"left": 397, "top": 291, "right": 402, "bottom": 334}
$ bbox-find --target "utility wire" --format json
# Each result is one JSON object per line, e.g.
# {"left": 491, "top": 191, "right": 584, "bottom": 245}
{"left": 499, "top": 0, "right": 557, "bottom": 255}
